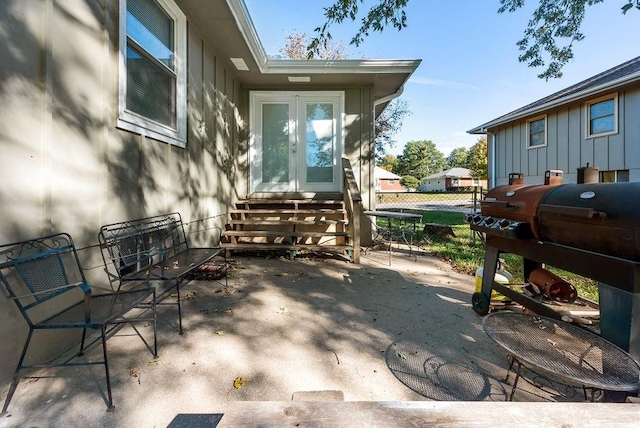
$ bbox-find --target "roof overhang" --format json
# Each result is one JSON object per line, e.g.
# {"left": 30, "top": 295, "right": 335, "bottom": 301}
{"left": 468, "top": 69, "right": 640, "bottom": 134}
{"left": 177, "top": 0, "right": 420, "bottom": 114}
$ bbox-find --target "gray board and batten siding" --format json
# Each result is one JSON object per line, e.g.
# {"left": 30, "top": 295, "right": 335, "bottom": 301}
{"left": 470, "top": 56, "right": 640, "bottom": 186}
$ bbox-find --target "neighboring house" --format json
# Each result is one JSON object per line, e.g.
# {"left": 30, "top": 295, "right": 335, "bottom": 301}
{"left": 0, "top": 0, "right": 420, "bottom": 391}
{"left": 374, "top": 166, "right": 406, "bottom": 192}
{"left": 469, "top": 56, "right": 640, "bottom": 188}
{"left": 419, "top": 168, "right": 486, "bottom": 192}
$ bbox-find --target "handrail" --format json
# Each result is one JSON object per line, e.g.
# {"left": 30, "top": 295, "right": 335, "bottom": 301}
{"left": 342, "top": 158, "right": 362, "bottom": 263}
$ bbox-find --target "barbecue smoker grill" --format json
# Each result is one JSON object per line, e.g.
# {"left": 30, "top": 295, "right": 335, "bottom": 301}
{"left": 467, "top": 169, "right": 640, "bottom": 362}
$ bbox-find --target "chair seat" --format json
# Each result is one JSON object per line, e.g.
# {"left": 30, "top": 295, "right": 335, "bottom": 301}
{"left": 37, "top": 288, "right": 153, "bottom": 328}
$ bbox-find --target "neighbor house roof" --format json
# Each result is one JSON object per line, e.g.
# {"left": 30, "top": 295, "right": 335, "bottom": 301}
{"left": 179, "top": 0, "right": 421, "bottom": 116}
{"left": 468, "top": 55, "right": 640, "bottom": 134}
{"left": 374, "top": 166, "right": 401, "bottom": 180}
{"left": 422, "top": 167, "right": 472, "bottom": 180}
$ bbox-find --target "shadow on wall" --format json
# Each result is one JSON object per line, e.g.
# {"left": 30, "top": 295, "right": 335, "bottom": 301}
{"left": 0, "top": 0, "right": 247, "bottom": 396}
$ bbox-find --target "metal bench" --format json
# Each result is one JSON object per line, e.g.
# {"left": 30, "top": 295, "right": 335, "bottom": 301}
{"left": 0, "top": 233, "right": 157, "bottom": 415}
{"left": 99, "top": 212, "right": 226, "bottom": 334}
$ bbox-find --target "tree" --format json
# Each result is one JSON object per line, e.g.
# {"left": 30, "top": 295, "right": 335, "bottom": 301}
{"left": 499, "top": 0, "right": 640, "bottom": 79}
{"left": 395, "top": 140, "right": 446, "bottom": 179}
{"left": 467, "top": 137, "right": 488, "bottom": 179}
{"left": 280, "top": 31, "right": 410, "bottom": 161}
{"left": 310, "top": 0, "right": 640, "bottom": 79}
{"left": 378, "top": 154, "right": 399, "bottom": 172}
{"left": 374, "top": 98, "right": 410, "bottom": 163}
{"left": 400, "top": 175, "right": 420, "bottom": 190}
{"left": 281, "top": 31, "right": 347, "bottom": 60}
{"left": 446, "top": 147, "right": 469, "bottom": 169}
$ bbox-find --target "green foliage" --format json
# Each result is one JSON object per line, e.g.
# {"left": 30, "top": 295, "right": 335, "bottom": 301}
{"left": 308, "top": 0, "right": 409, "bottom": 57}
{"left": 396, "top": 140, "right": 446, "bottom": 179}
{"left": 467, "top": 137, "right": 488, "bottom": 179}
{"left": 499, "top": 0, "right": 639, "bottom": 79}
{"left": 311, "top": 0, "right": 638, "bottom": 79}
{"left": 378, "top": 154, "right": 399, "bottom": 172}
{"left": 400, "top": 175, "right": 420, "bottom": 189}
{"left": 446, "top": 147, "right": 469, "bottom": 169}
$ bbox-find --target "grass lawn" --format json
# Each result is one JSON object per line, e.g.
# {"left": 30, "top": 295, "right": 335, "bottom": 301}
{"left": 376, "top": 210, "right": 599, "bottom": 301}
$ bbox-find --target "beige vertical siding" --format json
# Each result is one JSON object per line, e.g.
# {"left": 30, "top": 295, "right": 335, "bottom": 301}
{"left": 0, "top": 0, "right": 246, "bottom": 391}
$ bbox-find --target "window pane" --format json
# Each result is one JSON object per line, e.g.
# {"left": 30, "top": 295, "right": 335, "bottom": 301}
{"left": 590, "top": 99, "right": 614, "bottom": 120}
{"left": 617, "top": 170, "right": 630, "bottom": 182}
{"left": 590, "top": 116, "right": 614, "bottom": 135}
{"left": 530, "top": 132, "right": 545, "bottom": 147}
{"left": 126, "top": 44, "right": 175, "bottom": 127}
{"left": 262, "top": 104, "right": 290, "bottom": 183}
{"left": 306, "top": 103, "right": 334, "bottom": 183}
{"left": 529, "top": 119, "right": 545, "bottom": 133}
{"left": 127, "top": 0, "right": 174, "bottom": 68}
{"left": 600, "top": 171, "right": 615, "bottom": 183}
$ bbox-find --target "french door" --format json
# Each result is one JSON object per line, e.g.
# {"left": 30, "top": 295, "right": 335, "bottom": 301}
{"left": 250, "top": 91, "right": 343, "bottom": 193}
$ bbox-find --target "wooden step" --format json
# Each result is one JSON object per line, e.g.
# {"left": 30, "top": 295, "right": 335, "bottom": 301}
{"left": 230, "top": 209, "right": 346, "bottom": 215}
{"left": 235, "top": 199, "right": 344, "bottom": 205}
{"left": 228, "top": 219, "right": 347, "bottom": 226}
{"left": 224, "top": 231, "right": 348, "bottom": 238}
{"left": 223, "top": 243, "right": 353, "bottom": 252}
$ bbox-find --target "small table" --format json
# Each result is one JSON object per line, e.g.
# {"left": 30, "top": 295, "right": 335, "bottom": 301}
{"left": 483, "top": 312, "right": 640, "bottom": 401}
{"left": 364, "top": 210, "right": 422, "bottom": 264}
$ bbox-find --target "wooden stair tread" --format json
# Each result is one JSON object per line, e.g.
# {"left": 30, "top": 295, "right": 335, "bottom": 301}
{"left": 229, "top": 219, "right": 347, "bottom": 226}
{"left": 223, "top": 243, "right": 353, "bottom": 252}
{"left": 236, "top": 199, "right": 344, "bottom": 205}
{"left": 225, "top": 231, "right": 349, "bottom": 237}
{"left": 230, "top": 209, "right": 346, "bottom": 215}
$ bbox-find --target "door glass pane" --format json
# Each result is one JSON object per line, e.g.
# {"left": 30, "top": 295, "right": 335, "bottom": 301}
{"left": 262, "top": 104, "right": 290, "bottom": 183}
{"left": 306, "top": 103, "right": 334, "bottom": 183}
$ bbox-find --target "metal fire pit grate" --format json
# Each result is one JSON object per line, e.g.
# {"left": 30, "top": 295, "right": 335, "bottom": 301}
{"left": 483, "top": 312, "right": 640, "bottom": 392}
{"left": 385, "top": 340, "right": 507, "bottom": 401}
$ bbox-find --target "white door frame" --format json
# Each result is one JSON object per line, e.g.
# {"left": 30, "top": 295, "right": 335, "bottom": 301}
{"left": 249, "top": 91, "right": 344, "bottom": 193}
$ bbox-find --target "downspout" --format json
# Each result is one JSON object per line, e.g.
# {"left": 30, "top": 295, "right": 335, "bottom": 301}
{"left": 484, "top": 128, "right": 496, "bottom": 190}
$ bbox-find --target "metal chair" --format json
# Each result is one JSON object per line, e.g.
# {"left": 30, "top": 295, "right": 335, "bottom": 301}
{"left": 0, "top": 233, "right": 157, "bottom": 415}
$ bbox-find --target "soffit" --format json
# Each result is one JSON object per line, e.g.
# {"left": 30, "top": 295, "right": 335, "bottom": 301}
{"left": 176, "top": 0, "right": 420, "bottom": 101}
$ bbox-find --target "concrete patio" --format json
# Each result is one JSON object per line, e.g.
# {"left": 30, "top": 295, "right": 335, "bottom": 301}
{"left": 0, "top": 249, "right": 636, "bottom": 427}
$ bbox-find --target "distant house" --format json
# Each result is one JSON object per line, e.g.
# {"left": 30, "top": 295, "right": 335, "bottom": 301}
{"left": 374, "top": 166, "right": 406, "bottom": 192}
{"left": 419, "top": 167, "right": 486, "bottom": 192}
{"left": 469, "top": 56, "right": 640, "bottom": 187}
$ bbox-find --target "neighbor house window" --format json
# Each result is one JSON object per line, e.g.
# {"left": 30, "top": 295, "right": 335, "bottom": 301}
{"left": 600, "top": 169, "right": 629, "bottom": 183}
{"left": 586, "top": 93, "right": 618, "bottom": 138}
{"left": 118, "top": 0, "right": 187, "bottom": 147}
{"left": 388, "top": 179, "right": 396, "bottom": 185}
{"left": 527, "top": 115, "right": 547, "bottom": 148}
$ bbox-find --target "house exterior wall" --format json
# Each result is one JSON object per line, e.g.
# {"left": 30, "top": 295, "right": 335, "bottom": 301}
{"left": 490, "top": 85, "right": 640, "bottom": 186}
{"left": 420, "top": 179, "right": 447, "bottom": 192}
{"left": 0, "top": 0, "right": 246, "bottom": 391}
{"left": 378, "top": 178, "right": 405, "bottom": 192}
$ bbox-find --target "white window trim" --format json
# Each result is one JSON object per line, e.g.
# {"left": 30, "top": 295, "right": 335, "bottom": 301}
{"left": 526, "top": 114, "right": 547, "bottom": 149}
{"left": 117, "top": 0, "right": 187, "bottom": 147}
{"left": 585, "top": 93, "right": 618, "bottom": 139}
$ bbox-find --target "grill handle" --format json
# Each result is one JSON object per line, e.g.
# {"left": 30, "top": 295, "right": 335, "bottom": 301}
{"left": 480, "top": 200, "right": 517, "bottom": 209}
{"left": 538, "top": 204, "right": 607, "bottom": 218}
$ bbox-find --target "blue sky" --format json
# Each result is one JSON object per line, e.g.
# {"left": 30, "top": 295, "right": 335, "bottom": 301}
{"left": 244, "top": 0, "right": 640, "bottom": 158}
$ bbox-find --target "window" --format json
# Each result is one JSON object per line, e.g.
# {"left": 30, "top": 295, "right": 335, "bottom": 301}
{"left": 600, "top": 169, "right": 629, "bottom": 183}
{"left": 118, "top": 0, "right": 187, "bottom": 147}
{"left": 586, "top": 94, "right": 618, "bottom": 138}
{"left": 527, "top": 115, "right": 546, "bottom": 148}
{"left": 388, "top": 179, "right": 396, "bottom": 185}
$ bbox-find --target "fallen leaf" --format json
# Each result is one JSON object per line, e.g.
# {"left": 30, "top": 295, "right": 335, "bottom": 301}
{"left": 130, "top": 368, "right": 141, "bottom": 384}
{"left": 233, "top": 376, "right": 248, "bottom": 389}
{"left": 215, "top": 330, "right": 225, "bottom": 336}
{"left": 396, "top": 351, "right": 407, "bottom": 360}
{"left": 148, "top": 358, "right": 161, "bottom": 366}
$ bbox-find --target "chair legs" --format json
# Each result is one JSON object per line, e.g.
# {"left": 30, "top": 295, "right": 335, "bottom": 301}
{"left": 101, "top": 326, "right": 115, "bottom": 412}
{"left": 1, "top": 329, "right": 33, "bottom": 417}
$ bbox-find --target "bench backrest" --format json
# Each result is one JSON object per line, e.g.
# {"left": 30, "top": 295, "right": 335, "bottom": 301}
{"left": 0, "top": 233, "right": 86, "bottom": 323}
{"left": 99, "top": 212, "right": 189, "bottom": 282}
